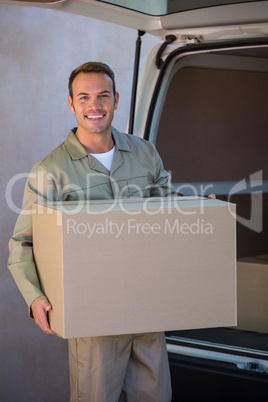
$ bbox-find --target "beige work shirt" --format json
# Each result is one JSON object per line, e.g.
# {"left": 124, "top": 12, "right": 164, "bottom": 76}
{"left": 8, "top": 127, "right": 175, "bottom": 308}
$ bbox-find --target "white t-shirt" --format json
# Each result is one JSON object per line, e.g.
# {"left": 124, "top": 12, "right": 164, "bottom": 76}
{"left": 89, "top": 146, "right": 115, "bottom": 172}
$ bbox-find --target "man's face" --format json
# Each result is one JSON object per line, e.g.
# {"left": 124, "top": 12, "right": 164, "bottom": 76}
{"left": 68, "top": 72, "right": 119, "bottom": 136}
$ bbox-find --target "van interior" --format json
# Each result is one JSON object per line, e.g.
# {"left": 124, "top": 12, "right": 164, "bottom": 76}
{"left": 154, "top": 44, "right": 268, "bottom": 398}
{"left": 155, "top": 46, "right": 268, "bottom": 259}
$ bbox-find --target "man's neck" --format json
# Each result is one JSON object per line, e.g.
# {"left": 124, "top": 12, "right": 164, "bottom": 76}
{"left": 76, "top": 128, "right": 115, "bottom": 154}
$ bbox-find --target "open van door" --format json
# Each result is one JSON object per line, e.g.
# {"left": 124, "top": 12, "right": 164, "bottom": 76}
{"left": 3, "top": 1, "right": 268, "bottom": 41}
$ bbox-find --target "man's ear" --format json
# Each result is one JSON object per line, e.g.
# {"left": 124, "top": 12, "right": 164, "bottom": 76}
{"left": 68, "top": 95, "right": 75, "bottom": 113}
{"left": 114, "top": 92, "right": 119, "bottom": 111}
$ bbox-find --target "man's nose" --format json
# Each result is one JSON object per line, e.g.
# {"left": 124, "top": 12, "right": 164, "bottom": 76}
{"left": 88, "top": 97, "right": 101, "bottom": 108}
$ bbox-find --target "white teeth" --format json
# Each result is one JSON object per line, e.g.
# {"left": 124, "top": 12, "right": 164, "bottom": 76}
{"left": 87, "top": 115, "right": 104, "bottom": 119}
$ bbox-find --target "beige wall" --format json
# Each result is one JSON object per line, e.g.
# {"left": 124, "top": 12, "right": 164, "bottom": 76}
{"left": 0, "top": 4, "right": 159, "bottom": 400}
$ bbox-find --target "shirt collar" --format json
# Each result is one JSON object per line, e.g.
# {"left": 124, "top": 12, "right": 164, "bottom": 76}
{"left": 65, "top": 127, "right": 131, "bottom": 160}
{"left": 111, "top": 126, "right": 131, "bottom": 152}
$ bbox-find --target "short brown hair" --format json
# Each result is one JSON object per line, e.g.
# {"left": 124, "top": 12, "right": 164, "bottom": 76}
{"left": 68, "top": 62, "right": 116, "bottom": 99}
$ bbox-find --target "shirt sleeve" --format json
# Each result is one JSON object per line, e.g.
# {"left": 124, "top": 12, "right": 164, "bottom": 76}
{"left": 8, "top": 163, "right": 58, "bottom": 308}
{"left": 150, "top": 145, "right": 182, "bottom": 197}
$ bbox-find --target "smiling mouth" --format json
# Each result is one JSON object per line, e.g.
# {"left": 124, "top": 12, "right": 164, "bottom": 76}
{"left": 86, "top": 114, "right": 105, "bottom": 120}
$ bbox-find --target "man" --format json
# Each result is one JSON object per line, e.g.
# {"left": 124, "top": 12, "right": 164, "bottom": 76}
{"left": 8, "top": 62, "right": 174, "bottom": 401}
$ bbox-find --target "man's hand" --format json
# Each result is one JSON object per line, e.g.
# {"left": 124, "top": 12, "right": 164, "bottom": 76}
{"left": 208, "top": 194, "right": 216, "bottom": 199}
{"left": 31, "top": 296, "right": 55, "bottom": 335}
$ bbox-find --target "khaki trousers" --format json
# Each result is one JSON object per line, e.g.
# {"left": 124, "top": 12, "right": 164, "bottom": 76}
{"left": 68, "top": 332, "right": 172, "bottom": 402}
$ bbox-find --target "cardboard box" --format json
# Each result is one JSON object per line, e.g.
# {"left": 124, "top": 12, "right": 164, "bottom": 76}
{"left": 236, "top": 255, "right": 268, "bottom": 333}
{"left": 32, "top": 197, "right": 236, "bottom": 338}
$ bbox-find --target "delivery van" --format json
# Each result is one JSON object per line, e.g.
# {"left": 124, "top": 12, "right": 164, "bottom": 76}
{"left": 2, "top": 0, "right": 268, "bottom": 400}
